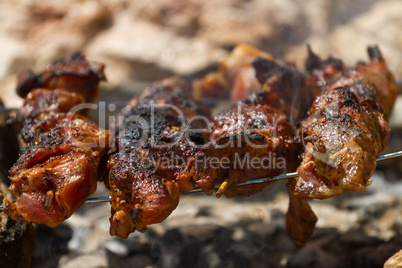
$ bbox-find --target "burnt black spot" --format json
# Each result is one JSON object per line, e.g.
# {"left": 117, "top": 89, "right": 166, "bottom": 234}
{"left": 186, "top": 130, "right": 205, "bottom": 145}
{"left": 117, "top": 105, "right": 182, "bottom": 148}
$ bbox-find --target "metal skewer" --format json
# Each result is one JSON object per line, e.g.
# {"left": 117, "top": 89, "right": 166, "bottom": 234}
{"left": 1, "top": 150, "right": 401, "bottom": 210}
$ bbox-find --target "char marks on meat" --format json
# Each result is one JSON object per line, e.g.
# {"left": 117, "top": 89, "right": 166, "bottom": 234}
{"left": 5, "top": 54, "right": 110, "bottom": 227}
{"left": 295, "top": 46, "right": 395, "bottom": 199}
{"left": 8, "top": 88, "right": 86, "bottom": 143}
{"left": 107, "top": 77, "right": 210, "bottom": 238}
{"left": 188, "top": 103, "right": 299, "bottom": 197}
{"left": 6, "top": 104, "right": 111, "bottom": 227}
{"left": 16, "top": 52, "right": 105, "bottom": 102}
{"left": 4, "top": 45, "right": 397, "bottom": 246}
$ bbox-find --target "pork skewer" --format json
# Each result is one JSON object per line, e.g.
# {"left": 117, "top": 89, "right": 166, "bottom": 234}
{"left": 1, "top": 46, "right": 399, "bottom": 246}
{"left": 3, "top": 53, "right": 111, "bottom": 227}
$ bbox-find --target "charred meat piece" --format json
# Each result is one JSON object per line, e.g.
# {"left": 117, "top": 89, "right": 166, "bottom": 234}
{"left": 20, "top": 113, "right": 88, "bottom": 144}
{"left": 107, "top": 78, "right": 210, "bottom": 238}
{"left": 112, "top": 105, "right": 184, "bottom": 151}
{"left": 5, "top": 116, "right": 110, "bottom": 226}
{"left": 10, "top": 117, "right": 111, "bottom": 174}
{"left": 248, "top": 45, "right": 348, "bottom": 126}
{"left": 9, "top": 88, "right": 85, "bottom": 128}
{"left": 8, "top": 89, "right": 86, "bottom": 143}
{"left": 295, "top": 46, "right": 395, "bottom": 199}
{"left": 107, "top": 151, "right": 180, "bottom": 239}
{"left": 188, "top": 103, "right": 299, "bottom": 197}
{"left": 362, "top": 46, "right": 397, "bottom": 116}
{"left": 16, "top": 52, "right": 106, "bottom": 102}
{"left": 295, "top": 87, "right": 389, "bottom": 199}
{"left": 112, "top": 104, "right": 204, "bottom": 191}
{"left": 116, "top": 77, "right": 210, "bottom": 132}
{"left": 135, "top": 77, "right": 210, "bottom": 127}
{"left": 5, "top": 93, "right": 111, "bottom": 227}
{"left": 5, "top": 151, "right": 99, "bottom": 227}
{"left": 199, "top": 45, "right": 332, "bottom": 127}
{"left": 304, "top": 44, "right": 346, "bottom": 88}
{"left": 134, "top": 126, "right": 206, "bottom": 193}
{"left": 194, "top": 44, "right": 329, "bottom": 125}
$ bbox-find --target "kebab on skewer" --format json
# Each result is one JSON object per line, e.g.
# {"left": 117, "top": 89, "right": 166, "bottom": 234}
{"left": 4, "top": 54, "right": 111, "bottom": 227}
{"left": 190, "top": 44, "right": 396, "bottom": 244}
{"left": 190, "top": 44, "right": 324, "bottom": 244}
{"left": 1, "top": 45, "right": 398, "bottom": 246}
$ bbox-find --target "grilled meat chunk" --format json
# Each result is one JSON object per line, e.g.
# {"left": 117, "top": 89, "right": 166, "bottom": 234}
{"left": 16, "top": 52, "right": 105, "bottom": 102}
{"left": 5, "top": 117, "right": 111, "bottom": 226}
{"left": 5, "top": 75, "right": 110, "bottom": 227}
{"left": 132, "top": 77, "right": 210, "bottom": 127}
{"left": 246, "top": 57, "right": 308, "bottom": 126}
{"left": 107, "top": 151, "right": 180, "bottom": 239}
{"left": 11, "top": 117, "right": 110, "bottom": 174}
{"left": 195, "top": 44, "right": 333, "bottom": 127}
{"left": 247, "top": 45, "right": 348, "bottom": 126}
{"left": 362, "top": 46, "right": 397, "bottom": 116}
{"left": 295, "top": 87, "right": 389, "bottom": 199}
{"left": 112, "top": 104, "right": 205, "bottom": 190}
{"left": 295, "top": 46, "right": 395, "bottom": 199}
{"left": 107, "top": 77, "right": 210, "bottom": 238}
{"left": 325, "top": 46, "right": 397, "bottom": 117}
{"left": 304, "top": 44, "right": 346, "bottom": 87}
{"left": 5, "top": 151, "right": 99, "bottom": 227}
{"left": 189, "top": 103, "right": 299, "bottom": 197}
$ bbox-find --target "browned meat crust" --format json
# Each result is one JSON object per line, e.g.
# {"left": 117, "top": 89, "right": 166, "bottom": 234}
{"left": 5, "top": 53, "right": 109, "bottom": 227}
{"left": 5, "top": 97, "right": 111, "bottom": 227}
{"left": 16, "top": 52, "right": 105, "bottom": 102}
{"left": 295, "top": 46, "right": 394, "bottom": 199}
{"left": 107, "top": 77, "right": 210, "bottom": 238}
{"left": 8, "top": 88, "right": 86, "bottom": 143}
{"left": 189, "top": 103, "right": 299, "bottom": 197}
{"left": 107, "top": 151, "right": 180, "bottom": 238}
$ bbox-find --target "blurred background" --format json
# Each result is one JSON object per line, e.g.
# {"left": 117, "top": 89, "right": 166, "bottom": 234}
{"left": 0, "top": 0, "right": 402, "bottom": 267}
{"left": 1, "top": 0, "right": 402, "bottom": 106}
